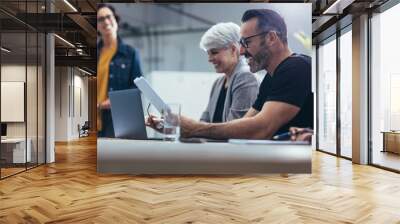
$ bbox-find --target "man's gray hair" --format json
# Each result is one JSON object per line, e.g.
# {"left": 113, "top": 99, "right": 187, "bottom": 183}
{"left": 199, "top": 22, "right": 240, "bottom": 51}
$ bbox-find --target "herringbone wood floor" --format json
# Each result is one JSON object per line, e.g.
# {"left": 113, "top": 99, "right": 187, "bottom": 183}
{"left": 1, "top": 136, "right": 400, "bottom": 224}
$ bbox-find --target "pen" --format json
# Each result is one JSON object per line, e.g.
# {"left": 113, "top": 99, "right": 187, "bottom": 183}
{"left": 272, "top": 128, "right": 314, "bottom": 140}
{"left": 272, "top": 132, "right": 292, "bottom": 140}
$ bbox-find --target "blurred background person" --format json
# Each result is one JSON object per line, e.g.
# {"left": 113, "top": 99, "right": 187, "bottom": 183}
{"left": 199, "top": 22, "right": 258, "bottom": 123}
{"left": 97, "top": 4, "right": 143, "bottom": 137}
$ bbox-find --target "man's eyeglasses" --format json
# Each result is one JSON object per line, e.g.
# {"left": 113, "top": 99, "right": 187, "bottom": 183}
{"left": 239, "top": 30, "right": 272, "bottom": 48}
{"left": 97, "top": 14, "right": 113, "bottom": 23}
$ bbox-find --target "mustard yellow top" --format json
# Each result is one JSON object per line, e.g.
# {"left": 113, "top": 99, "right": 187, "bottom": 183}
{"left": 97, "top": 41, "right": 117, "bottom": 131}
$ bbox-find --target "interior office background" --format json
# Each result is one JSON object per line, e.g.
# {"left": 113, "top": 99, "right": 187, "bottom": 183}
{"left": 1, "top": 0, "right": 400, "bottom": 179}
{"left": 314, "top": 1, "right": 400, "bottom": 172}
{"left": 0, "top": 0, "right": 96, "bottom": 179}
{"left": 1, "top": 0, "right": 47, "bottom": 179}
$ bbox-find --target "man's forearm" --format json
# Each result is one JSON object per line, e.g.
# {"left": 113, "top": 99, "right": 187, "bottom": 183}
{"left": 180, "top": 116, "right": 214, "bottom": 138}
{"left": 181, "top": 115, "right": 271, "bottom": 139}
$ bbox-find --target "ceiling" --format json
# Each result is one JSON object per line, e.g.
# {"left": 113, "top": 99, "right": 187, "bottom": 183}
{"left": 0, "top": 0, "right": 98, "bottom": 73}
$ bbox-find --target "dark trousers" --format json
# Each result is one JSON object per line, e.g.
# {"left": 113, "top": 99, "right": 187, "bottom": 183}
{"left": 97, "top": 109, "right": 115, "bottom": 138}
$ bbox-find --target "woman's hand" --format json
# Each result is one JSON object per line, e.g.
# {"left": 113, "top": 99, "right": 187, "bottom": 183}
{"left": 145, "top": 114, "right": 164, "bottom": 133}
{"left": 98, "top": 99, "right": 111, "bottom": 110}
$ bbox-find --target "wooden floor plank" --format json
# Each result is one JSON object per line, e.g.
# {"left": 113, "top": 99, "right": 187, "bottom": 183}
{"left": 0, "top": 136, "right": 400, "bottom": 223}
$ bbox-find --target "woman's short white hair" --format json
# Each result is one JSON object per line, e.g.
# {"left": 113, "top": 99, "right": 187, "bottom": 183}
{"left": 199, "top": 22, "right": 241, "bottom": 51}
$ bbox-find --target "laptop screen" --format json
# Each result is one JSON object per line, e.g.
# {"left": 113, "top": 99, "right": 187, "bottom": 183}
{"left": 109, "top": 89, "right": 148, "bottom": 140}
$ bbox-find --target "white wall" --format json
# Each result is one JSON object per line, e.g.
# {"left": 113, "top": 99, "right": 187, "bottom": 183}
{"left": 1, "top": 65, "right": 37, "bottom": 137}
{"left": 1, "top": 65, "right": 26, "bottom": 139}
{"left": 148, "top": 71, "right": 216, "bottom": 119}
{"left": 55, "top": 67, "right": 68, "bottom": 141}
{"left": 1, "top": 64, "right": 46, "bottom": 164}
{"left": 54, "top": 67, "right": 89, "bottom": 141}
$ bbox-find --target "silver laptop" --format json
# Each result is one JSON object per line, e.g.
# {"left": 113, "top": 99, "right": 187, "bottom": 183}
{"left": 109, "top": 88, "right": 158, "bottom": 140}
{"left": 109, "top": 88, "right": 226, "bottom": 143}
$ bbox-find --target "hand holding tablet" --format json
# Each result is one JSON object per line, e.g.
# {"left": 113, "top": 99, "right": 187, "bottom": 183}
{"left": 134, "top": 77, "right": 170, "bottom": 114}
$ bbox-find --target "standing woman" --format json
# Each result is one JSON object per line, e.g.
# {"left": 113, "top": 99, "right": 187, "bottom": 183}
{"left": 199, "top": 22, "right": 258, "bottom": 123}
{"left": 97, "top": 4, "right": 142, "bottom": 137}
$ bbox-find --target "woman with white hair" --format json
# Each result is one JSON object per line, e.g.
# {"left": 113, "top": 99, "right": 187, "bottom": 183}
{"left": 199, "top": 22, "right": 259, "bottom": 123}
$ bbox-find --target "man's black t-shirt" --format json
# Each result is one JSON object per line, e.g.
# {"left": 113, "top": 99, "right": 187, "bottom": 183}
{"left": 252, "top": 53, "right": 313, "bottom": 136}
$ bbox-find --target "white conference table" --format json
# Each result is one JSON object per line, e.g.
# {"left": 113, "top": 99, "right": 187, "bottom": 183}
{"left": 97, "top": 139, "right": 311, "bottom": 174}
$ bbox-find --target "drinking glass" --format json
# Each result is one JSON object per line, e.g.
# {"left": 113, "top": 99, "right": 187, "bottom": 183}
{"left": 162, "top": 103, "right": 181, "bottom": 142}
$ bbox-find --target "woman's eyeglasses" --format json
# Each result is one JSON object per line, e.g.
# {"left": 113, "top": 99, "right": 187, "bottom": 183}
{"left": 97, "top": 14, "right": 113, "bottom": 23}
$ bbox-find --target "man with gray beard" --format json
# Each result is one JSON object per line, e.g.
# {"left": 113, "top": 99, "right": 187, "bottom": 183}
{"left": 147, "top": 9, "right": 313, "bottom": 140}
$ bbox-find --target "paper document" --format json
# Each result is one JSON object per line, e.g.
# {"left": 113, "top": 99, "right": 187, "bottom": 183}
{"left": 134, "top": 77, "right": 170, "bottom": 113}
{"left": 228, "top": 139, "right": 309, "bottom": 145}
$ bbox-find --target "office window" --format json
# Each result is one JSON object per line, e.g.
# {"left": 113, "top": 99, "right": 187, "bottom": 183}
{"left": 318, "top": 36, "right": 337, "bottom": 154}
{"left": 371, "top": 3, "right": 400, "bottom": 171}
{"left": 1, "top": 26, "right": 28, "bottom": 178}
{"left": 312, "top": 46, "right": 317, "bottom": 149}
{"left": 0, "top": 1, "right": 46, "bottom": 179}
{"left": 339, "top": 28, "right": 352, "bottom": 158}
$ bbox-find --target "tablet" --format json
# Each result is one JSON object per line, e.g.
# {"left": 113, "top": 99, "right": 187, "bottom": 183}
{"left": 134, "top": 77, "right": 170, "bottom": 114}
